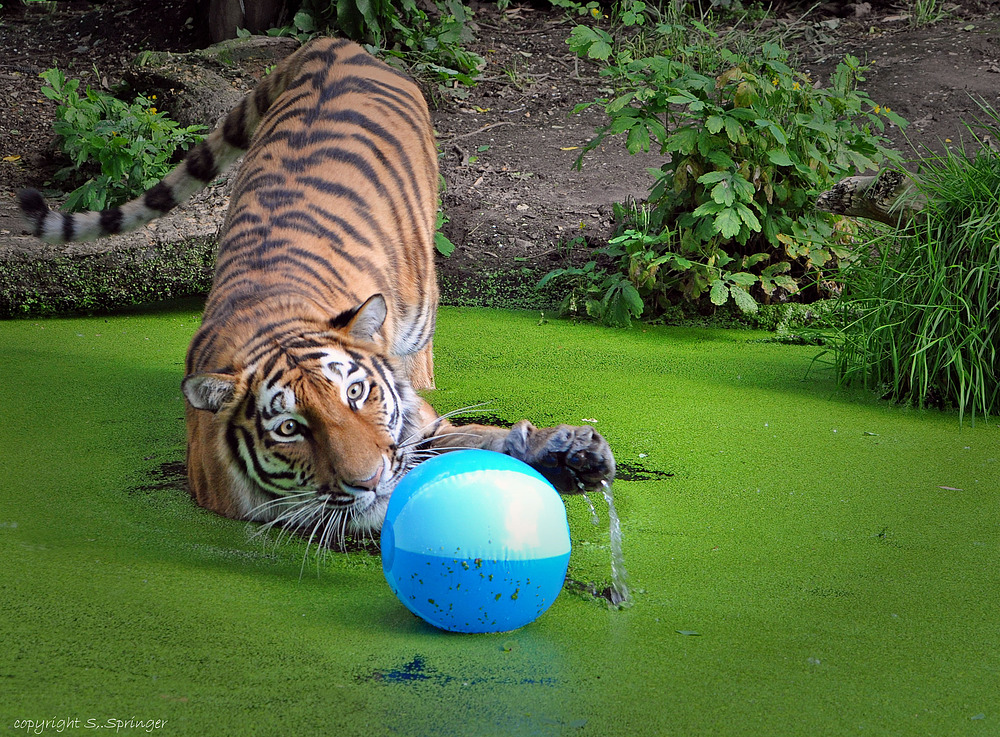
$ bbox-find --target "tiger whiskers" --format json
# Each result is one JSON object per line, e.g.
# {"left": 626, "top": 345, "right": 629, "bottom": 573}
{"left": 248, "top": 492, "right": 331, "bottom": 557}
{"left": 248, "top": 489, "right": 315, "bottom": 521}
{"left": 397, "top": 402, "right": 496, "bottom": 450}
{"left": 247, "top": 488, "right": 383, "bottom": 576}
{"left": 301, "top": 504, "right": 346, "bottom": 578}
{"left": 247, "top": 492, "right": 314, "bottom": 544}
{"left": 400, "top": 439, "right": 476, "bottom": 459}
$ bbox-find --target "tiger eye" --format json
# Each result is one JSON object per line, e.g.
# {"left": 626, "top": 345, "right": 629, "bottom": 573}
{"left": 275, "top": 419, "right": 300, "bottom": 437}
{"left": 347, "top": 381, "right": 365, "bottom": 401}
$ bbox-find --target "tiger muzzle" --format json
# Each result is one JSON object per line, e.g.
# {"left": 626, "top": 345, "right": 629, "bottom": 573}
{"left": 343, "top": 463, "right": 383, "bottom": 492}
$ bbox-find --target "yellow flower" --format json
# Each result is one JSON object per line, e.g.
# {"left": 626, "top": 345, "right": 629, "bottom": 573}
{"left": 148, "top": 107, "right": 157, "bottom": 114}
{"left": 150, "top": 94, "right": 157, "bottom": 100}
{"left": 792, "top": 82, "right": 800, "bottom": 91}
{"left": 873, "top": 105, "right": 881, "bottom": 114}
{"left": 884, "top": 106, "right": 891, "bottom": 113}
{"left": 590, "top": 7, "right": 602, "bottom": 18}
{"left": 772, "top": 78, "right": 779, "bottom": 86}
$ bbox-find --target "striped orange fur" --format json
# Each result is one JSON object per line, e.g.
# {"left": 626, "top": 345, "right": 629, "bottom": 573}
{"left": 20, "top": 38, "right": 615, "bottom": 547}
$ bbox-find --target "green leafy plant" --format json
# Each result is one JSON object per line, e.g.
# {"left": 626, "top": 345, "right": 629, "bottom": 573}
{"left": 549, "top": 0, "right": 606, "bottom": 20}
{"left": 237, "top": 9, "right": 320, "bottom": 42}
{"left": 833, "top": 119, "right": 1000, "bottom": 424}
{"left": 547, "top": 12, "right": 907, "bottom": 324}
{"left": 40, "top": 68, "right": 206, "bottom": 212}
{"left": 435, "top": 208, "right": 456, "bottom": 256}
{"left": 538, "top": 253, "right": 644, "bottom": 327}
{"left": 275, "top": 0, "right": 483, "bottom": 98}
{"left": 383, "top": 0, "right": 483, "bottom": 98}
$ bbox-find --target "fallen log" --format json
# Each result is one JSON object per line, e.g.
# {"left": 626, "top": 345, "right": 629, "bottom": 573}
{"left": 815, "top": 169, "right": 927, "bottom": 228}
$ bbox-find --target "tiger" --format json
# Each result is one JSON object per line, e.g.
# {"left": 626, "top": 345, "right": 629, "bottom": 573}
{"left": 19, "top": 37, "right": 616, "bottom": 547}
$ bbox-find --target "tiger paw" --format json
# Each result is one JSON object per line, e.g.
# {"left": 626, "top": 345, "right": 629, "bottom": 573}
{"left": 503, "top": 420, "right": 616, "bottom": 494}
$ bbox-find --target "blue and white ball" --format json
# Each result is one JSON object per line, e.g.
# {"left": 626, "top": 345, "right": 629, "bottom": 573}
{"left": 381, "top": 449, "right": 571, "bottom": 633}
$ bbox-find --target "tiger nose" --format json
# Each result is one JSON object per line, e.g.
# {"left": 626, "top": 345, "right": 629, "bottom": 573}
{"left": 349, "top": 463, "right": 383, "bottom": 491}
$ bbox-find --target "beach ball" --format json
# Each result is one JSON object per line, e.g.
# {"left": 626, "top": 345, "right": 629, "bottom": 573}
{"left": 381, "top": 449, "right": 571, "bottom": 633}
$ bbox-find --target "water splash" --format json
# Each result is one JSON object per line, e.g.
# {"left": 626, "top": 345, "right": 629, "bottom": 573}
{"left": 581, "top": 492, "right": 601, "bottom": 526}
{"left": 601, "top": 480, "right": 631, "bottom": 607}
{"left": 576, "top": 481, "right": 631, "bottom": 607}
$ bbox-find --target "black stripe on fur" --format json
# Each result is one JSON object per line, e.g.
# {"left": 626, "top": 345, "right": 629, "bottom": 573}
{"left": 185, "top": 145, "right": 218, "bottom": 183}
{"left": 144, "top": 181, "right": 178, "bottom": 213}
{"left": 17, "top": 189, "right": 48, "bottom": 236}
{"left": 99, "top": 208, "right": 124, "bottom": 235}
{"left": 223, "top": 100, "right": 252, "bottom": 151}
{"left": 61, "top": 212, "right": 75, "bottom": 242}
{"left": 330, "top": 305, "right": 360, "bottom": 330}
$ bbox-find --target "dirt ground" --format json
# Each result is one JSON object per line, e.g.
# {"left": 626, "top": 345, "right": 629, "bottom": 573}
{"left": 2, "top": 0, "right": 1000, "bottom": 310}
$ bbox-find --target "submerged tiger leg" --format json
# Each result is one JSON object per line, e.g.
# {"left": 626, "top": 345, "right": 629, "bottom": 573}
{"left": 414, "top": 400, "right": 615, "bottom": 494}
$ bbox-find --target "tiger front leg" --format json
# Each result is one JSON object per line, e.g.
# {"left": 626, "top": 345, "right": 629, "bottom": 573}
{"left": 417, "top": 403, "right": 615, "bottom": 493}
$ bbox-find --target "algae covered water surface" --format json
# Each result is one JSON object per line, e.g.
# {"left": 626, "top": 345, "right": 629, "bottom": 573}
{"left": 1, "top": 304, "right": 997, "bottom": 736}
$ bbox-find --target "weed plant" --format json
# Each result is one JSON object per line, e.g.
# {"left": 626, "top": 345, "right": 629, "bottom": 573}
{"left": 909, "top": 0, "right": 950, "bottom": 27}
{"left": 39, "top": 68, "right": 206, "bottom": 212}
{"left": 544, "top": 4, "right": 906, "bottom": 326}
{"left": 834, "top": 123, "right": 1000, "bottom": 423}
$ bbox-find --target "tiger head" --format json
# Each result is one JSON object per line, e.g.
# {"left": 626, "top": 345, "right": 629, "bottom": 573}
{"left": 182, "top": 295, "right": 425, "bottom": 545}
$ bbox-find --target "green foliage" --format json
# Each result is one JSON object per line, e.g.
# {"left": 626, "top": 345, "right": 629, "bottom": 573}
{"left": 547, "top": 10, "right": 907, "bottom": 324}
{"left": 382, "top": 0, "right": 483, "bottom": 96}
{"left": 239, "top": 10, "right": 319, "bottom": 42}
{"left": 267, "top": 0, "right": 484, "bottom": 97}
{"left": 833, "top": 122, "right": 1000, "bottom": 424}
{"left": 39, "top": 68, "right": 206, "bottom": 212}
{"left": 607, "top": 211, "right": 758, "bottom": 314}
{"left": 434, "top": 208, "right": 456, "bottom": 256}
{"left": 538, "top": 254, "right": 644, "bottom": 327}
{"left": 549, "top": 0, "right": 606, "bottom": 20}
{"left": 910, "top": 0, "right": 950, "bottom": 27}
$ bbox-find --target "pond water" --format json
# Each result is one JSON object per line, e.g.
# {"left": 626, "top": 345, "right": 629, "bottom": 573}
{"left": 2, "top": 304, "right": 997, "bottom": 736}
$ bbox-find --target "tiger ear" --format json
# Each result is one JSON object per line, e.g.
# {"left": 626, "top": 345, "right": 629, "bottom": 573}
{"left": 182, "top": 372, "right": 238, "bottom": 412}
{"left": 333, "top": 294, "right": 387, "bottom": 343}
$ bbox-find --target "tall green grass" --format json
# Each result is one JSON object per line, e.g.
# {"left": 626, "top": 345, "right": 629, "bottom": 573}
{"left": 834, "top": 121, "right": 1000, "bottom": 424}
